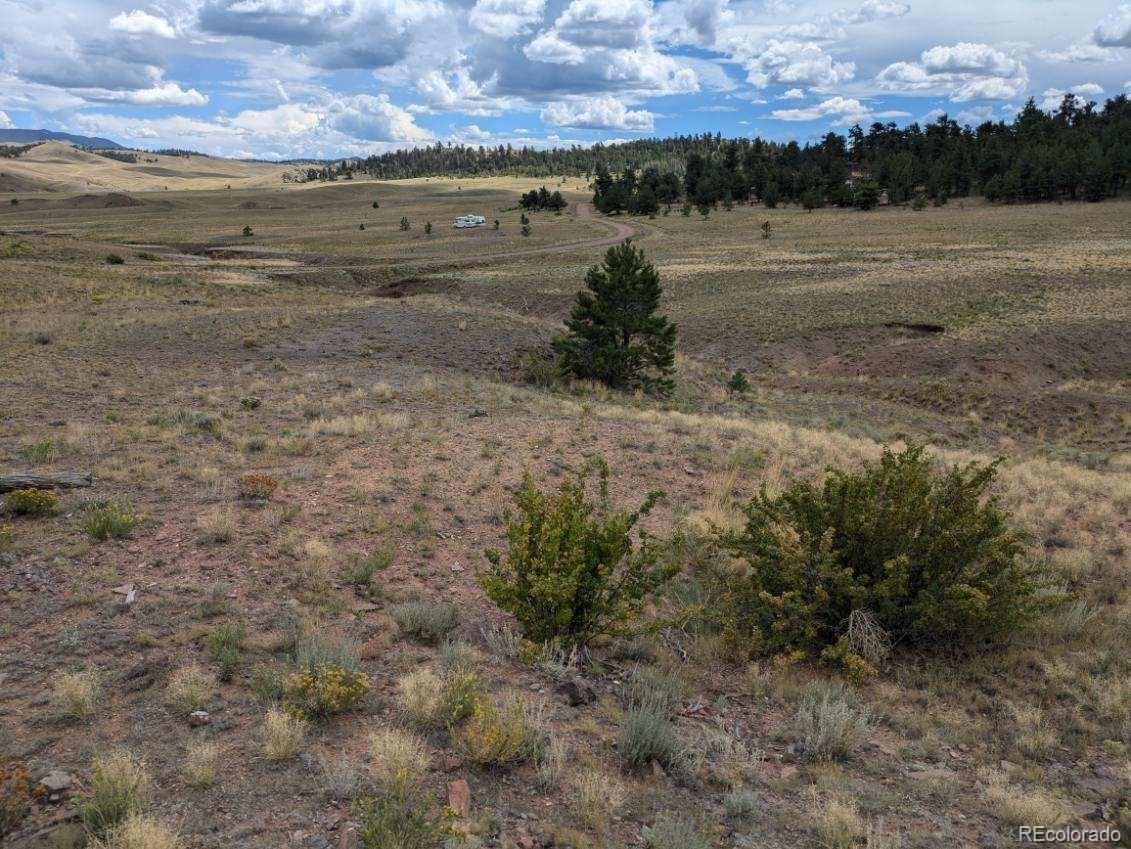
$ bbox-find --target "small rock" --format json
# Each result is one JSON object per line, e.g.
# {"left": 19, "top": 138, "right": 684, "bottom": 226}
{"left": 40, "top": 770, "right": 75, "bottom": 793}
{"left": 555, "top": 678, "right": 596, "bottom": 707}
{"left": 188, "top": 710, "right": 211, "bottom": 727}
{"left": 447, "top": 779, "right": 470, "bottom": 818}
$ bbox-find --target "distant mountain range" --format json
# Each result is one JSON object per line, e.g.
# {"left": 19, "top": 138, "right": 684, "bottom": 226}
{"left": 0, "top": 128, "right": 123, "bottom": 148}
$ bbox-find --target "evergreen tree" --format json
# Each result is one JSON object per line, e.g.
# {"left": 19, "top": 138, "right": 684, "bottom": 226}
{"left": 855, "top": 181, "right": 881, "bottom": 210}
{"left": 554, "top": 240, "right": 677, "bottom": 397}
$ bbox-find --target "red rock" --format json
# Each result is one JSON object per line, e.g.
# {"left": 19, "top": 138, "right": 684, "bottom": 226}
{"left": 448, "top": 779, "right": 470, "bottom": 818}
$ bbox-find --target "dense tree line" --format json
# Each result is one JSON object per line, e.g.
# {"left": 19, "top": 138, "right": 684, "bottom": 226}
{"left": 298, "top": 94, "right": 1129, "bottom": 206}
{"left": 0, "top": 143, "right": 41, "bottom": 159}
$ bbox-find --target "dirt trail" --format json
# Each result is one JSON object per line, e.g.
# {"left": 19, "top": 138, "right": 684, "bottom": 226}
{"left": 253, "top": 203, "right": 645, "bottom": 281}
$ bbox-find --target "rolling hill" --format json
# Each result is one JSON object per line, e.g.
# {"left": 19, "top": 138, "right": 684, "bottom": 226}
{"left": 0, "top": 128, "right": 123, "bottom": 148}
{"left": 0, "top": 141, "right": 290, "bottom": 194}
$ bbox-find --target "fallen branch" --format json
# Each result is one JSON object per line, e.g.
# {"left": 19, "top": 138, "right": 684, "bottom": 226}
{"left": 0, "top": 471, "right": 93, "bottom": 493}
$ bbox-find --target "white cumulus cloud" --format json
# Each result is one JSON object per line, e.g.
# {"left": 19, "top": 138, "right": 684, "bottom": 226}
{"left": 540, "top": 95, "right": 653, "bottom": 130}
{"left": 109, "top": 10, "right": 176, "bottom": 38}
{"left": 771, "top": 95, "right": 870, "bottom": 125}
{"left": 876, "top": 42, "right": 1027, "bottom": 102}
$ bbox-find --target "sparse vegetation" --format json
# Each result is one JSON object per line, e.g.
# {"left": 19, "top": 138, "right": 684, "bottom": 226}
{"left": 88, "top": 814, "right": 181, "bottom": 849}
{"left": 0, "top": 760, "right": 37, "bottom": 837}
{"left": 641, "top": 814, "right": 710, "bottom": 849}
{"left": 1, "top": 159, "right": 1128, "bottom": 848}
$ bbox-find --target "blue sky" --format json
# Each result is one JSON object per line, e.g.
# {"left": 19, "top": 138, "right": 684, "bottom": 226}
{"left": 1, "top": 0, "right": 1129, "bottom": 158}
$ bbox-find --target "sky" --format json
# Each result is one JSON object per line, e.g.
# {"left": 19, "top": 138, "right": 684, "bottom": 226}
{"left": 0, "top": 0, "right": 1129, "bottom": 159}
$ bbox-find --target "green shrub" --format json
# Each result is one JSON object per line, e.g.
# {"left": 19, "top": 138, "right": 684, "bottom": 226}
{"left": 250, "top": 664, "right": 287, "bottom": 702}
{"left": 514, "top": 345, "right": 559, "bottom": 388}
{"left": 356, "top": 789, "right": 453, "bottom": 849}
{"left": 205, "top": 621, "right": 246, "bottom": 682}
{"left": 709, "top": 445, "right": 1039, "bottom": 666}
{"left": 82, "top": 500, "right": 136, "bottom": 540}
{"left": 18, "top": 439, "right": 54, "bottom": 463}
{"left": 342, "top": 546, "right": 393, "bottom": 588}
{"left": 480, "top": 460, "right": 676, "bottom": 647}
{"left": 726, "top": 369, "right": 750, "bottom": 394}
{"left": 4, "top": 487, "right": 59, "bottom": 517}
{"left": 439, "top": 669, "right": 483, "bottom": 727}
{"left": 390, "top": 601, "right": 459, "bottom": 644}
{"left": 105, "top": 253, "right": 125, "bottom": 265}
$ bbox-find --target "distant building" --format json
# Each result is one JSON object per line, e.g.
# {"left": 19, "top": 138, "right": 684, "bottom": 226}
{"left": 453, "top": 214, "right": 486, "bottom": 228}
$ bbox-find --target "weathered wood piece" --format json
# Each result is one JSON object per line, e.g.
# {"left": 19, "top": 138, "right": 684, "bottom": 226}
{"left": 0, "top": 471, "right": 93, "bottom": 493}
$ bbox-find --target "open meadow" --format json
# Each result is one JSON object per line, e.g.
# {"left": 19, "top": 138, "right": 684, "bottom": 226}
{"left": 1, "top": 173, "right": 1129, "bottom": 849}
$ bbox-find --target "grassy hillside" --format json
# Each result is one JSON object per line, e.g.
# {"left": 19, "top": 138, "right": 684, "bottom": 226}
{"left": 0, "top": 179, "right": 1128, "bottom": 849}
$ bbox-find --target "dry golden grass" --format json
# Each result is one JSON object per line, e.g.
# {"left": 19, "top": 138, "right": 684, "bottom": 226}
{"left": 89, "top": 814, "right": 181, "bottom": 849}
{"left": 396, "top": 668, "right": 444, "bottom": 727}
{"left": 165, "top": 665, "right": 215, "bottom": 715}
{"left": 51, "top": 668, "right": 101, "bottom": 719}
{"left": 182, "top": 741, "right": 220, "bottom": 788}
{"left": 367, "top": 727, "right": 429, "bottom": 791}
{"left": 261, "top": 708, "right": 306, "bottom": 761}
{"left": 981, "top": 771, "right": 1073, "bottom": 826}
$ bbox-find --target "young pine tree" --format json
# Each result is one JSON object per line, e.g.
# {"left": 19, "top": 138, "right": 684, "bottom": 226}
{"left": 554, "top": 240, "right": 676, "bottom": 396}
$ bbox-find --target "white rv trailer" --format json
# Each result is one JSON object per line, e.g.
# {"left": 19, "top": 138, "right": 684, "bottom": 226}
{"left": 453, "top": 214, "right": 486, "bottom": 228}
